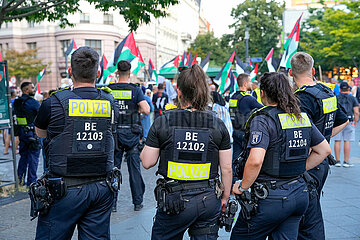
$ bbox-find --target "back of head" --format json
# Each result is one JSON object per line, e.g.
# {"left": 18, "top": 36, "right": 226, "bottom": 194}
{"left": 20, "top": 82, "right": 32, "bottom": 93}
{"left": 237, "top": 73, "right": 250, "bottom": 88}
{"left": 290, "top": 52, "right": 314, "bottom": 78}
{"left": 177, "top": 64, "right": 210, "bottom": 111}
{"left": 260, "top": 72, "right": 301, "bottom": 119}
{"left": 117, "top": 60, "right": 131, "bottom": 78}
{"left": 340, "top": 81, "right": 350, "bottom": 93}
{"left": 158, "top": 83, "right": 164, "bottom": 90}
{"left": 71, "top": 46, "right": 99, "bottom": 83}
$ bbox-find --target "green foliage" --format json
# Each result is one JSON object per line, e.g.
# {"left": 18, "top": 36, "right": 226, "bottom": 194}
{"left": 5, "top": 49, "right": 48, "bottom": 86}
{"left": 300, "top": 1, "right": 360, "bottom": 71}
{"left": 0, "top": 0, "right": 178, "bottom": 31}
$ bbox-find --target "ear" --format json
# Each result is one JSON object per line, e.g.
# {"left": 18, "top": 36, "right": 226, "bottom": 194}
{"left": 260, "top": 89, "right": 265, "bottom": 98}
{"left": 289, "top": 69, "right": 293, "bottom": 77}
{"left": 177, "top": 89, "right": 182, "bottom": 98}
{"left": 68, "top": 67, "right": 72, "bottom": 77}
{"left": 96, "top": 68, "right": 101, "bottom": 79}
{"left": 312, "top": 68, "right": 315, "bottom": 76}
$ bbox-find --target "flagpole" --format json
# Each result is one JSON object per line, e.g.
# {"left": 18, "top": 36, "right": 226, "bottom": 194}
{"left": 65, "top": 55, "right": 69, "bottom": 80}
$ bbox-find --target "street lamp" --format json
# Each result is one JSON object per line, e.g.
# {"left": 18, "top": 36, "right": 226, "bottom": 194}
{"left": 245, "top": 27, "right": 249, "bottom": 65}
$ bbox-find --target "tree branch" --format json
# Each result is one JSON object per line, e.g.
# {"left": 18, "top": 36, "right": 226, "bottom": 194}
{"left": 7, "top": 0, "right": 25, "bottom": 12}
{"left": 4, "top": 0, "right": 67, "bottom": 20}
{"left": 2, "top": 0, "right": 16, "bottom": 10}
{"left": 13, "top": 0, "right": 59, "bottom": 12}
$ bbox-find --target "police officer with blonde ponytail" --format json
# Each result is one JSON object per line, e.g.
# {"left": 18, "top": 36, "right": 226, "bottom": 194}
{"left": 231, "top": 72, "right": 331, "bottom": 240}
{"left": 141, "top": 64, "right": 232, "bottom": 240}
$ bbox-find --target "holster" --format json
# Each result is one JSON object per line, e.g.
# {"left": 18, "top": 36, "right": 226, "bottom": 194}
{"left": 236, "top": 191, "right": 258, "bottom": 221}
{"left": 303, "top": 172, "right": 318, "bottom": 199}
{"left": 106, "top": 167, "right": 122, "bottom": 192}
{"left": 327, "top": 154, "right": 337, "bottom": 166}
{"left": 154, "top": 178, "right": 185, "bottom": 215}
{"left": 219, "top": 197, "right": 238, "bottom": 232}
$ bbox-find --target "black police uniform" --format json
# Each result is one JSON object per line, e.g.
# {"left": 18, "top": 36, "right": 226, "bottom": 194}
{"left": 146, "top": 109, "right": 231, "bottom": 240}
{"left": 229, "top": 91, "right": 263, "bottom": 161}
{"left": 108, "top": 82, "right": 145, "bottom": 208}
{"left": 295, "top": 83, "right": 348, "bottom": 240}
{"left": 34, "top": 87, "right": 117, "bottom": 239}
{"left": 13, "top": 94, "right": 41, "bottom": 186}
{"left": 231, "top": 106, "right": 325, "bottom": 240}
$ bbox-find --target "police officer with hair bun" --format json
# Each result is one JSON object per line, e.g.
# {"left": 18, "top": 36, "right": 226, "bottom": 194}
{"left": 108, "top": 60, "right": 150, "bottom": 211}
{"left": 141, "top": 64, "right": 233, "bottom": 240}
{"left": 231, "top": 72, "right": 331, "bottom": 240}
{"left": 34, "top": 46, "right": 119, "bottom": 239}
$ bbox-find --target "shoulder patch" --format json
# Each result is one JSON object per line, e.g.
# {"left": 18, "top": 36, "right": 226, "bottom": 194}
{"left": 250, "top": 131, "right": 263, "bottom": 145}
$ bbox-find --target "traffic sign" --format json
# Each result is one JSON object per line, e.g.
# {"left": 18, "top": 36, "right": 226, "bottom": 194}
{"left": 250, "top": 58, "right": 262, "bottom": 62}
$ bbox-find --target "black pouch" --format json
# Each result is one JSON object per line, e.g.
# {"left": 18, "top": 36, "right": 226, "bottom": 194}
{"left": 47, "top": 178, "right": 67, "bottom": 200}
{"left": 29, "top": 137, "right": 41, "bottom": 150}
{"left": 327, "top": 154, "right": 337, "bottom": 166}
{"left": 165, "top": 191, "right": 185, "bottom": 215}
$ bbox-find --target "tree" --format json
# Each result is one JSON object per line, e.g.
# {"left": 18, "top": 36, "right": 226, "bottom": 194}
{"left": 0, "top": 0, "right": 179, "bottom": 31}
{"left": 189, "top": 32, "right": 231, "bottom": 67}
{"left": 229, "top": 0, "right": 284, "bottom": 72}
{"left": 6, "top": 49, "right": 48, "bottom": 86}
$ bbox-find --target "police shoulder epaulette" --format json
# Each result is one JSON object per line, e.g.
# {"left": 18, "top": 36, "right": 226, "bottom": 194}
{"left": 294, "top": 85, "right": 309, "bottom": 94}
{"left": 99, "top": 86, "right": 112, "bottom": 94}
{"left": 50, "top": 87, "right": 70, "bottom": 96}
{"left": 165, "top": 104, "right": 178, "bottom": 111}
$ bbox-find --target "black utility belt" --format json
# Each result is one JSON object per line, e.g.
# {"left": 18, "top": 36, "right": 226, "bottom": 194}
{"left": 256, "top": 175, "right": 302, "bottom": 190}
{"left": 162, "top": 179, "right": 217, "bottom": 193}
{"left": 62, "top": 176, "right": 107, "bottom": 188}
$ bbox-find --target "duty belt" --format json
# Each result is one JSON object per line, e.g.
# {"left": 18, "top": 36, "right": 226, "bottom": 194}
{"left": 256, "top": 175, "right": 302, "bottom": 190}
{"left": 63, "top": 176, "right": 107, "bottom": 188}
{"left": 164, "top": 179, "right": 216, "bottom": 193}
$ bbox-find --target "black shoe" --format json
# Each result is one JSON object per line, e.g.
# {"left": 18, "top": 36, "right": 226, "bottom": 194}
{"left": 134, "top": 204, "right": 143, "bottom": 211}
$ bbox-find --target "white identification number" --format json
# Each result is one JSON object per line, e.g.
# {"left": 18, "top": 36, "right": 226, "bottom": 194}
{"left": 76, "top": 132, "right": 103, "bottom": 141}
{"left": 176, "top": 142, "right": 205, "bottom": 151}
{"left": 288, "top": 139, "right": 307, "bottom": 148}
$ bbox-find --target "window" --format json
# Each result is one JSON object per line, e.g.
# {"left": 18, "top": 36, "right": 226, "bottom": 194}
{"left": 60, "top": 40, "right": 70, "bottom": 57}
{"left": 27, "top": 42, "right": 37, "bottom": 49}
{"left": 85, "top": 40, "right": 101, "bottom": 56}
{"left": 80, "top": 13, "right": 90, "bottom": 23}
{"left": 28, "top": 21, "right": 35, "bottom": 28}
{"left": 103, "top": 14, "right": 113, "bottom": 25}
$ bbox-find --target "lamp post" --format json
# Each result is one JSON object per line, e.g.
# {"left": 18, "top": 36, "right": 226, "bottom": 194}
{"left": 245, "top": 27, "right": 249, "bottom": 65}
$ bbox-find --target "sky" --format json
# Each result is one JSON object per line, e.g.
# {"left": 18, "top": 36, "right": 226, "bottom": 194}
{"left": 201, "top": 0, "right": 241, "bottom": 37}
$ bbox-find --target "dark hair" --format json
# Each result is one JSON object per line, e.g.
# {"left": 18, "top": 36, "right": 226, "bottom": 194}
{"left": 158, "top": 83, "right": 164, "bottom": 90}
{"left": 177, "top": 64, "right": 210, "bottom": 110}
{"left": 259, "top": 72, "right": 301, "bottom": 119}
{"left": 20, "top": 82, "right": 32, "bottom": 92}
{"left": 236, "top": 73, "right": 250, "bottom": 87}
{"left": 117, "top": 60, "right": 131, "bottom": 77}
{"left": 71, "top": 46, "right": 99, "bottom": 83}
{"left": 10, "top": 89, "right": 16, "bottom": 97}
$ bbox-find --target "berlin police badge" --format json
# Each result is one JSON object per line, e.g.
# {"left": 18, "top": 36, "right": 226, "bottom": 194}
{"left": 250, "top": 131, "right": 262, "bottom": 145}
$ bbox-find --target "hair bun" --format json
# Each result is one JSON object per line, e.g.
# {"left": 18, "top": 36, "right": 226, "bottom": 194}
{"left": 117, "top": 60, "right": 131, "bottom": 72}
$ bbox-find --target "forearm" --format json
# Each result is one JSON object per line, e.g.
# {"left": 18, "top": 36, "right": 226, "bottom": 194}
{"left": 220, "top": 167, "right": 232, "bottom": 200}
{"left": 306, "top": 151, "right": 325, "bottom": 170}
{"left": 241, "top": 162, "right": 262, "bottom": 190}
{"left": 331, "top": 120, "right": 349, "bottom": 137}
{"left": 35, "top": 127, "right": 47, "bottom": 138}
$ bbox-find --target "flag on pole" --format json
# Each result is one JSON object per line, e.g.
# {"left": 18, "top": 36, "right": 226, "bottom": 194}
{"left": 36, "top": 66, "right": 46, "bottom": 93}
{"left": 65, "top": 39, "right": 77, "bottom": 57}
{"left": 103, "top": 32, "right": 138, "bottom": 80}
{"left": 250, "top": 63, "right": 258, "bottom": 82}
{"left": 249, "top": 59, "right": 254, "bottom": 70}
{"left": 265, "top": 48, "right": 276, "bottom": 72}
{"left": 235, "top": 56, "right": 248, "bottom": 76}
{"left": 159, "top": 56, "right": 180, "bottom": 74}
{"left": 97, "top": 54, "right": 108, "bottom": 84}
{"left": 131, "top": 47, "right": 145, "bottom": 75}
{"left": 225, "top": 70, "right": 238, "bottom": 95}
{"left": 280, "top": 14, "right": 303, "bottom": 69}
{"left": 200, "top": 52, "right": 210, "bottom": 73}
{"left": 178, "top": 52, "right": 187, "bottom": 71}
{"left": 190, "top": 54, "right": 197, "bottom": 66}
{"left": 214, "top": 49, "right": 236, "bottom": 94}
{"left": 0, "top": 51, "right": 3, "bottom": 61}
{"left": 148, "top": 59, "right": 158, "bottom": 82}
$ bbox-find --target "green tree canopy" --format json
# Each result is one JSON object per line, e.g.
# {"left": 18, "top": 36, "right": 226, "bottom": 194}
{"left": 6, "top": 49, "right": 48, "bottom": 86}
{"left": 0, "top": 0, "right": 178, "bottom": 31}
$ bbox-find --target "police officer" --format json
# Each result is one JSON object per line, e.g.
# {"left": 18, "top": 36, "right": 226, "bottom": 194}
{"left": 108, "top": 60, "right": 150, "bottom": 211}
{"left": 34, "top": 47, "right": 118, "bottom": 239}
{"left": 231, "top": 72, "right": 331, "bottom": 240}
{"left": 251, "top": 80, "right": 262, "bottom": 104}
{"left": 229, "top": 73, "right": 263, "bottom": 161}
{"left": 289, "top": 52, "right": 348, "bottom": 240}
{"left": 13, "top": 82, "right": 41, "bottom": 186}
{"left": 141, "top": 64, "right": 232, "bottom": 240}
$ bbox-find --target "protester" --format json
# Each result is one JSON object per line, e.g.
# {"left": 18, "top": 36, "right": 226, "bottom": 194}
{"left": 142, "top": 88, "right": 154, "bottom": 139}
{"left": 333, "top": 81, "right": 359, "bottom": 167}
{"left": 152, "top": 83, "right": 168, "bottom": 120}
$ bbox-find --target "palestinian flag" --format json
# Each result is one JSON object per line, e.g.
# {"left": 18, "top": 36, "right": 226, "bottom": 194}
{"left": 280, "top": 14, "right": 302, "bottom": 69}
{"left": 0, "top": 51, "right": 3, "bottom": 61}
{"left": 159, "top": 56, "right": 180, "bottom": 74}
{"left": 249, "top": 59, "right": 254, "bottom": 70}
{"left": 178, "top": 52, "right": 187, "bottom": 71}
{"left": 265, "top": 48, "right": 276, "bottom": 72}
{"left": 97, "top": 54, "right": 108, "bottom": 84}
{"left": 200, "top": 52, "right": 210, "bottom": 73}
{"left": 103, "top": 32, "right": 138, "bottom": 80}
{"left": 190, "top": 54, "right": 197, "bottom": 66}
{"left": 235, "top": 56, "right": 248, "bottom": 76}
{"left": 131, "top": 47, "right": 145, "bottom": 75}
{"left": 185, "top": 51, "right": 192, "bottom": 66}
{"left": 250, "top": 63, "right": 258, "bottom": 82}
{"left": 214, "top": 49, "right": 236, "bottom": 94}
{"left": 148, "top": 59, "right": 158, "bottom": 82}
{"left": 36, "top": 66, "right": 46, "bottom": 93}
{"left": 65, "top": 39, "right": 77, "bottom": 57}
{"left": 225, "top": 70, "right": 238, "bottom": 95}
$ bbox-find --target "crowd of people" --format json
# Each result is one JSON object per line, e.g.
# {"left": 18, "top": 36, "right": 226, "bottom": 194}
{"left": 1, "top": 48, "right": 358, "bottom": 240}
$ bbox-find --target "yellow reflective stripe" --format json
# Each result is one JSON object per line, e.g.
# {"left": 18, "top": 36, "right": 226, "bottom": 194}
{"left": 254, "top": 88, "right": 262, "bottom": 104}
{"left": 17, "top": 117, "right": 27, "bottom": 125}
{"left": 229, "top": 99, "right": 238, "bottom": 107}
{"left": 69, "top": 99, "right": 111, "bottom": 117}
{"left": 111, "top": 90, "right": 132, "bottom": 99}
{"left": 278, "top": 113, "right": 311, "bottom": 129}
{"left": 322, "top": 96, "right": 338, "bottom": 114}
{"left": 167, "top": 161, "right": 211, "bottom": 180}
{"left": 294, "top": 85, "right": 309, "bottom": 94}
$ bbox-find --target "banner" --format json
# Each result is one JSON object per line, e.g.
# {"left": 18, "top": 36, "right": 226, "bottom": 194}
{"left": 0, "top": 62, "right": 10, "bottom": 128}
